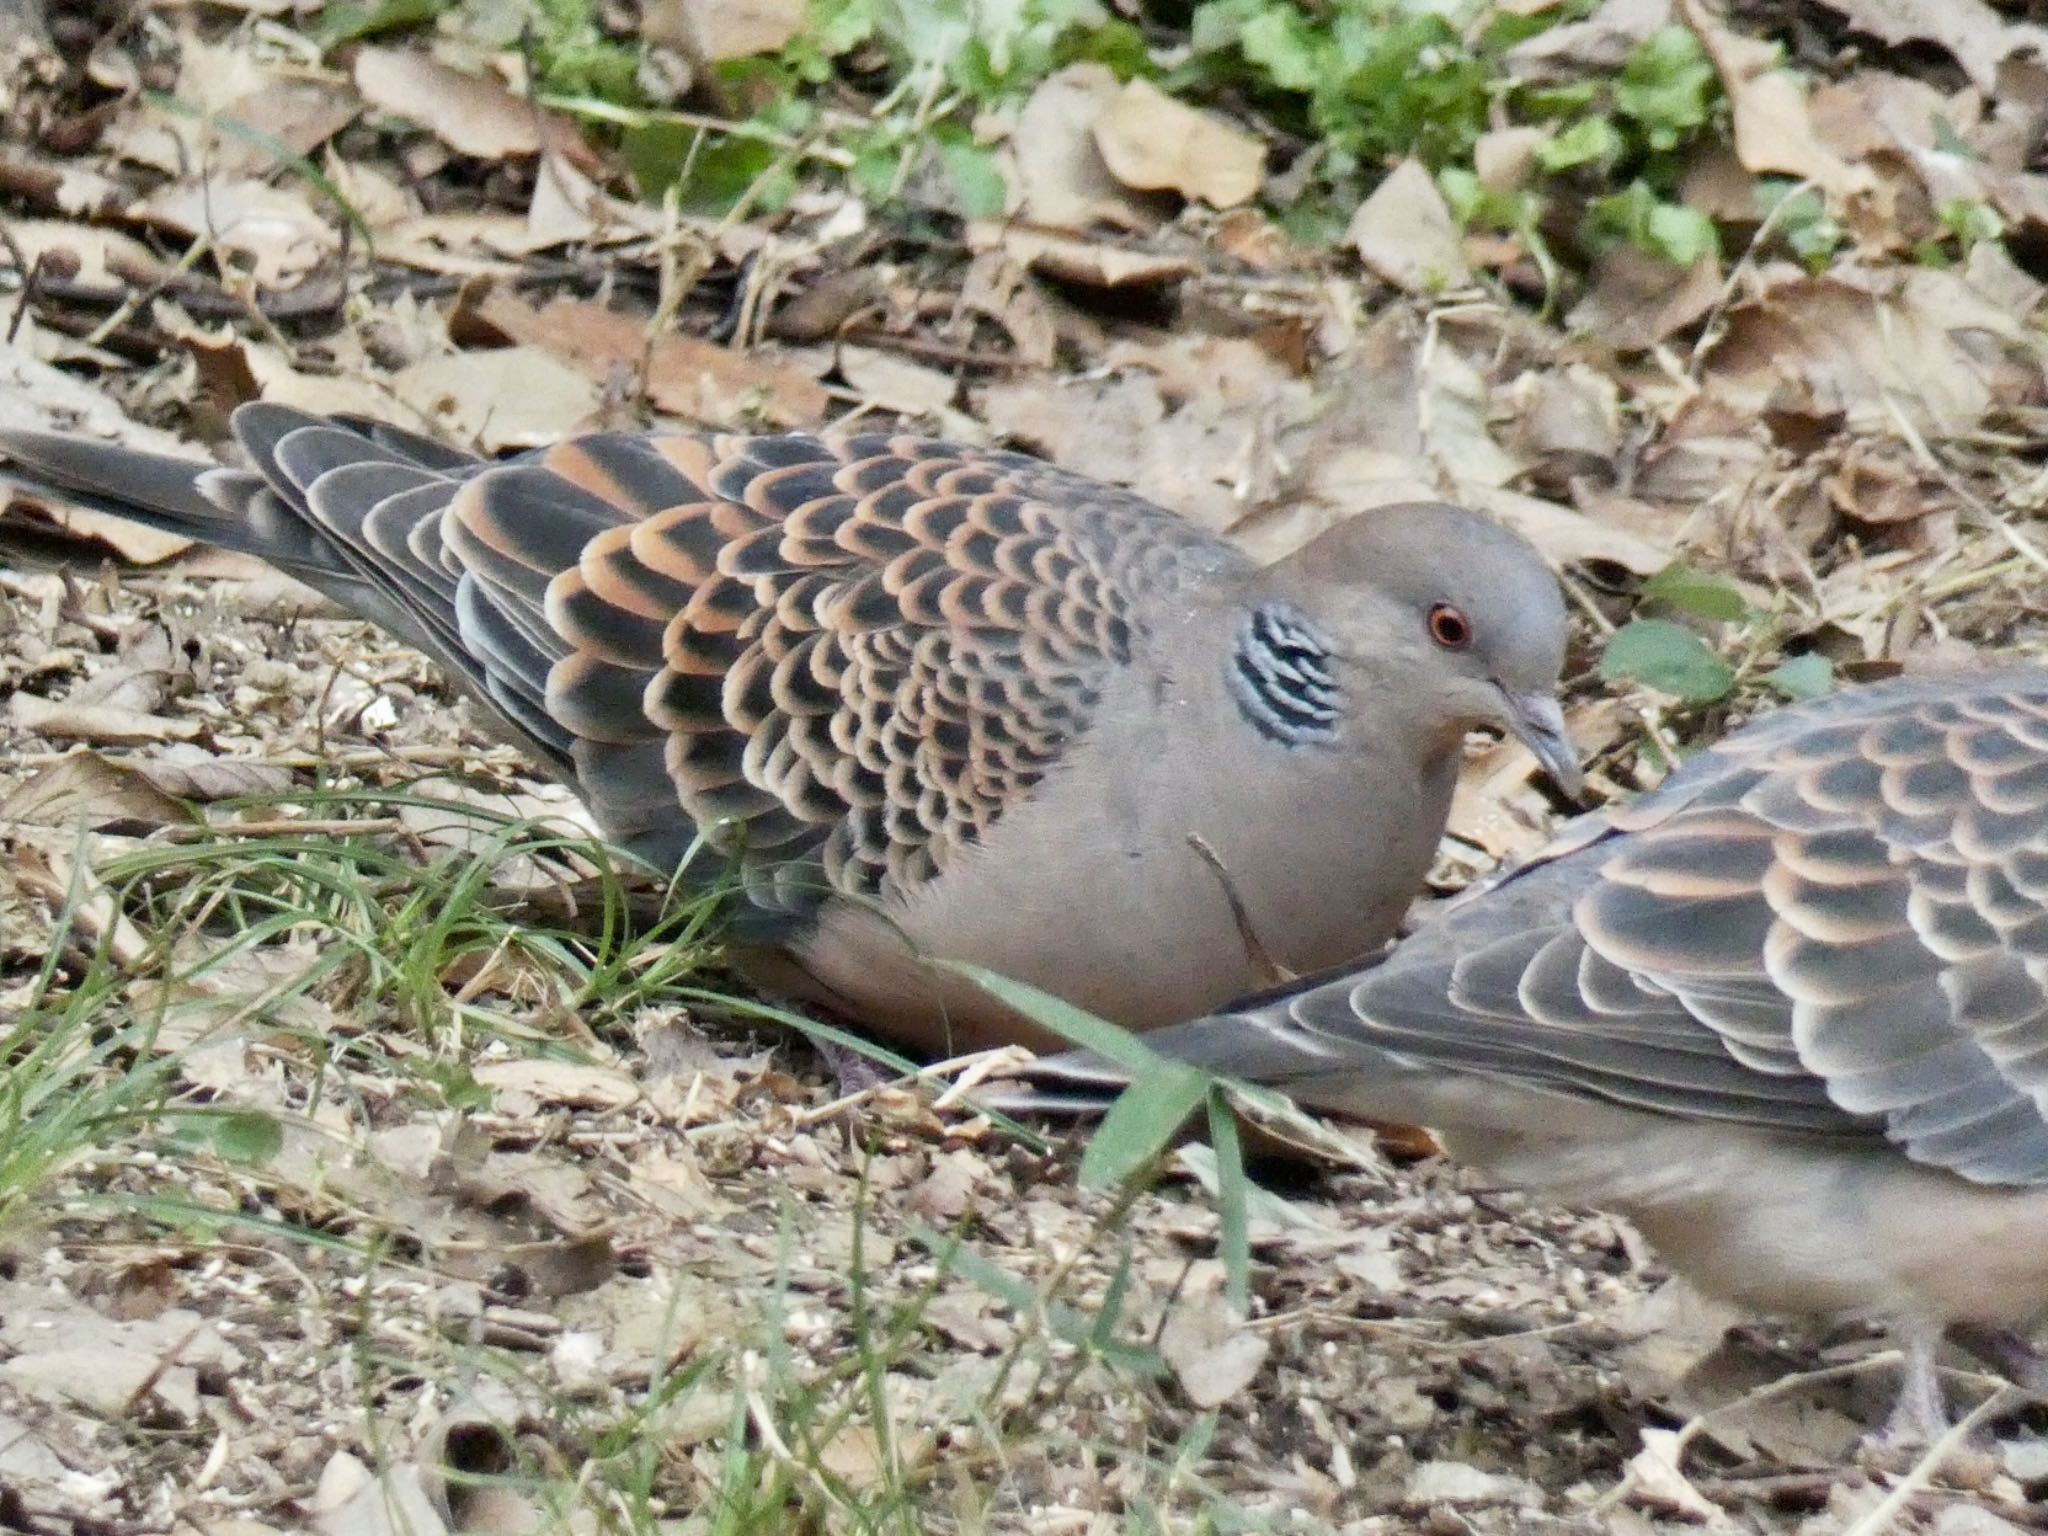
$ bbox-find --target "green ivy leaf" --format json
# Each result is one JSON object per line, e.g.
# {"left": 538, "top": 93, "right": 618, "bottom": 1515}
{"left": 310, "top": 0, "right": 441, "bottom": 49}
{"left": 1056, "top": 18, "right": 1150, "bottom": 78}
{"left": 1641, "top": 562, "right": 1749, "bottom": 623}
{"left": 1938, "top": 198, "right": 2004, "bottom": 247}
{"left": 1614, "top": 26, "right": 1717, "bottom": 151}
{"left": 1235, "top": 5, "right": 1325, "bottom": 92}
{"left": 1757, "top": 179, "right": 1843, "bottom": 271}
{"left": 1643, "top": 200, "right": 1718, "bottom": 266}
{"left": 208, "top": 1111, "right": 283, "bottom": 1166}
{"left": 1537, "top": 116, "right": 1623, "bottom": 173}
{"left": 1764, "top": 653, "right": 1834, "bottom": 701}
{"left": 937, "top": 135, "right": 1008, "bottom": 220}
{"left": 808, "top": 0, "right": 879, "bottom": 57}
{"left": 1587, "top": 182, "right": 1719, "bottom": 268}
{"left": 1599, "top": 619, "right": 1736, "bottom": 703}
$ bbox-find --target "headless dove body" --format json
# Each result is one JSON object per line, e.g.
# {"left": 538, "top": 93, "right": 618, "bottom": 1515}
{"left": 1038, "top": 671, "right": 2048, "bottom": 1437}
{"left": 0, "top": 404, "right": 1576, "bottom": 1053}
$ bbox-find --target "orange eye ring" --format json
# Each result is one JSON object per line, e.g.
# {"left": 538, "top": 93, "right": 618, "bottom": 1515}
{"left": 1427, "top": 603, "right": 1472, "bottom": 651}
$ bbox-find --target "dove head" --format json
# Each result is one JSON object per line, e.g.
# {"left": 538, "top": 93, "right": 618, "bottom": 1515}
{"left": 1242, "top": 501, "right": 1581, "bottom": 795}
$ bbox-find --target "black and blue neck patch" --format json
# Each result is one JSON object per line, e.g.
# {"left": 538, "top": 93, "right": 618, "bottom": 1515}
{"left": 1228, "top": 602, "right": 1341, "bottom": 746}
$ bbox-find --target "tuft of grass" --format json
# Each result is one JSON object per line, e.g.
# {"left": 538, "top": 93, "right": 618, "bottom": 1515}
{"left": 0, "top": 781, "right": 1319, "bottom": 1528}
{"left": 87, "top": 785, "right": 734, "bottom": 1056}
{"left": 0, "top": 900, "right": 180, "bottom": 1234}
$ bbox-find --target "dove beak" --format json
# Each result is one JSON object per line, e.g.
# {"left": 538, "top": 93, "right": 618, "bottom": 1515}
{"left": 1503, "top": 690, "right": 1584, "bottom": 800}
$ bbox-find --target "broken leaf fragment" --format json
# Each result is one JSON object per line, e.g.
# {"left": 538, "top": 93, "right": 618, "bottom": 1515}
{"left": 1092, "top": 79, "right": 1263, "bottom": 209}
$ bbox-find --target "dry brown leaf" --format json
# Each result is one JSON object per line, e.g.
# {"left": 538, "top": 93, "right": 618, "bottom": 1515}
{"left": 1000, "top": 64, "right": 1158, "bottom": 233}
{"left": 1507, "top": 0, "right": 1669, "bottom": 79}
{"left": 1351, "top": 159, "right": 1466, "bottom": 290}
{"left": 387, "top": 345, "right": 602, "bottom": 452}
{"left": 1092, "top": 79, "right": 1263, "bottom": 209}
{"left": 368, "top": 213, "right": 538, "bottom": 274}
{"left": 1698, "top": 266, "right": 2046, "bottom": 437}
{"left": 1447, "top": 738, "right": 1562, "bottom": 866}
{"left": 1508, "top": 364, "right": 1623, "bottom": 479}
{"left": 1810, "top": 0, "right": 2048, "bottom": 95}
{"left": 458, "top": 288, "right": 829, "bottom": 428}
{"left": 189, "top": 327, "right": 401, "bottom": 422}
{"left": 836, "top": 344, "right": 958, "bottom": 416}
{"left": 0, "top": 751, "right": 194, "bottom": 832}
{"left": 817, "top": 1422, "right": 934, "bottom": 1491}
{"left": 525, "top": 149, "right": 660, "bottom": 250}
{"left": 1260, "top": 321, "right": 1524, "bottom": 521}
{"left": 1348, "top": 158, "right": 1470, "bottom": 292}
{"left": 321, "top": 149, "right": 419, "bottom": 231}
{"left": 354, "top": 47, "right": 554, "bottom": 162}
{"left": 1805, "top": 72, "right": 2048, "bottom": 253}
{"left": 10, "top": 691, "right": 201, "bottom": 744}
{"left": 966, "top": 221, "right": 1197, "bottom": 288}
{"left": 956, "top": 251, "right": 1059, "bottom": 367}
{"left": 1679, "top": 0, "right": 1873, "bottom": 200}
{"left": 907, "top": 1150, "right": 984, "bottom": 1223}
{"left": 3, "top": 218, "right": 167, "bottom": 286}
{"left": 310, "top": 1453, "right": 450, "bottom": 1536}
{"left": 1467, "top": 483, "right": 1677, "bottom": 577}
{"left": 1567, "top": 245, "right": 1721, "bottom": 351}
{"left": 1474, "top": 126, "right": 1546, "bottom": 194}
{"left": 131, "top": 177, "right": 337, "bottom": 289}
{"left": 472, "top": 1059, "right": 641, "bottom": 1111}
{"left": 1158, "top": 1291, "right": 1270, "bottom": 1409}
{"left": 642, "top": 0, "right": 805, "bottom": 60}
{"left": 210, "top": 78, "right": 360, "bottom": 177}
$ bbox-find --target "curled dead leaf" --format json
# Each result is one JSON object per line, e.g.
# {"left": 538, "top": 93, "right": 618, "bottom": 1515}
{"left": 1679, "top": 0, "right": 1872, "bottom": 200}
{"left": 642, "top": 0, "right": 805, "bottom": 61}
{"left": 0, "top": 751, "right": 194, "bottom": 832}
{"left": 1348, "top": 159, "right": 1471, "bottom": 293}
{"left": 353, "top": 48, "right": 568, "bottom": 164}
{"left": 1001, "top": 64, "right": 1159, "bottom": 233}
{"left": 456, "top": 288, "right": 829, "bottom": 428}
{"left": 966, "top": 222, "right": 1197, "bottom": 289}
{"left": 10, "top": 691, "right": 201, "bottom": 744}
{"left": 1809, "top": 0, "right": 2048, "bottom": 95}
{"left": 132, "top": 177, "right": 337, "bottom": 289}
{"left": 1092, "top": 79, "right": 1263, "bottom": 209}
{"left": 1159, "top": 1290, "right": 1270, "bottom": 1408}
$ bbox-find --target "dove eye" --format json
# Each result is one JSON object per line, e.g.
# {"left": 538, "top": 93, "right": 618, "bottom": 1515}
{"left": 1427, "top": 603, "right": 1472, "bottom": 651}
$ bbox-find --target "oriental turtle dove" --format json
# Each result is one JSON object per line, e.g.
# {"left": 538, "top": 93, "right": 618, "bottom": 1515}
{"left": 0, "top": 403, "right": 1577, "bottom": 1052}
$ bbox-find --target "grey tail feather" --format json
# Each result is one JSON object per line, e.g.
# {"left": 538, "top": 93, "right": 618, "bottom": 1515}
{"left": 0, "top": 426, "right": 343, "bottom": 576}
{"left": 0, "top": 427, "right": 233, "bottom": 529}
{"left": 968, "top": 1077, "right": 1124, "bottom": 1121}
{"left": 0, "top": 422, "right": 407, "bottom": 623}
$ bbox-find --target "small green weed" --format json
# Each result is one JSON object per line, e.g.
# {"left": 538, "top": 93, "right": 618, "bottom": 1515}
{"left": 1599, "top": 561, "right": 1833, "bottom": 711}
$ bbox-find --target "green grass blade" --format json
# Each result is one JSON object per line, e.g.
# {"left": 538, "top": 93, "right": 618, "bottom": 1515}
{"left": 1078, "top": 1063, "right": 1207, "bottom": 1190}
{"left": 1205, "top": 1088, "right": 1252, "bottom": 1312}
{"left": 938, "top": 962, "right": 1163, "bottom": 1073}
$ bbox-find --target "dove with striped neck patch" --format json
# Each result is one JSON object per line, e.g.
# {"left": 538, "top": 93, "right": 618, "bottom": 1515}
{"left": 0, "top": 403, "right": 1577, "bottom": 1053}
